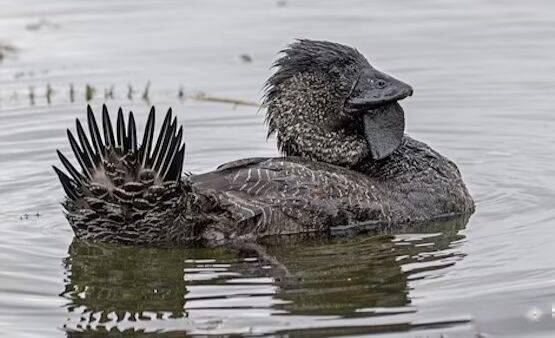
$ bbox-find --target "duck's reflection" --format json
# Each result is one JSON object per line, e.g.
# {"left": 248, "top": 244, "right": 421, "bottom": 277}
{"left": 61, "top": 215, "right": 470, "bottom": 336}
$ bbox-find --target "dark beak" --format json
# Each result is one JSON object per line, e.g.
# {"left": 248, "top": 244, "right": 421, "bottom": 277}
{"left": 345, "top": 68, "right": 413, "bottom": 112}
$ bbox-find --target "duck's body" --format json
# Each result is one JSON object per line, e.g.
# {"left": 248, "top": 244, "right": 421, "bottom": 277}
{"left": 188, "top": 136, "right": 472, "bottom": 245}
{"left": 55, "top": 40, "right": 474, "bottom": 247}
{"left": 59, "top": 119, "right": 473, "bottom": 246}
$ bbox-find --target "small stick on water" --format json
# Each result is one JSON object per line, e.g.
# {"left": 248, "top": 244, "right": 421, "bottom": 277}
{"left": 191, "top": 92, "right": 262, "bottom": 107}
{"left": 46, "top": 83, "right": 53, "bottom": 104}
{"left": 127, "top": 84, "right": 133, "bottom": 100}
{"left": 85, "top": 84, "right": 95, "bottom": 101}
{"left": 178, "top": 86, "right": 185, "bottom": 100}
{"left": 69, "top": 83, "right": 75, "bottom": 102}
{"left": 141, "top": 81, "right": 150, "bottom": 102}
{"left": 29, "top": 86, "right": 35, "bottom": 105}
{"left": 12, "top": 81, "right": 260, "bottom": 108}
{"left": 104, "top": 85, "right": 114, "bottom": 99}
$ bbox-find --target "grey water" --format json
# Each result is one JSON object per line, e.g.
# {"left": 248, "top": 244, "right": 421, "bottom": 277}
{"left": 1, "top": 0, "right": 555, "bottom": 337}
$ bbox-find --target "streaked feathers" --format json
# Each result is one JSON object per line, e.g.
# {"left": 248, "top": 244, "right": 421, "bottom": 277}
{"left": 53, "top": 105, "right": 188, "bottom": 245}
{"left": 54, "top": 104, "right": 185, "bottom": 202}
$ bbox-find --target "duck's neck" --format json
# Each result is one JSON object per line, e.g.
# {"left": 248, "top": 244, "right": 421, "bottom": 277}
{"left": 266, "top": 73, "right": 370, "bottom": 168}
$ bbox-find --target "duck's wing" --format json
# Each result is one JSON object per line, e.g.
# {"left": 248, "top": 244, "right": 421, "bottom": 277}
{"left": 190, "top": 157, "right": 384, "bottom": 237}
{"left": 216, "top": 157, "right": 269, "bottom": 171}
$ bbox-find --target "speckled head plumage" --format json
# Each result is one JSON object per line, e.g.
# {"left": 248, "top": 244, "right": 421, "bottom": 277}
{"left": 263, "top": 39, "right": 413, "bottom": 168}
{"left": 264, "top": 40, "right": 369, "bottom": 101}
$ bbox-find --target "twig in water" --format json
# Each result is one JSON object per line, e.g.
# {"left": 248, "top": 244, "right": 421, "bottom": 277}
{"left": 240, "top": 54, "right": 253, "bottom": 63}
{"left": 0, "top": 43, "right": 17, "bottom": 62}
{"left": 69, "top": 84, "right": 75, "bottom": 102}
{"left": 178, "top": 86, "right": 185, "bottom": 100}
{"left": 104, "top": 85, "right": 114, "bottom": 99}
{"left": 191, "top": 92, "right": 262, "bottom": 107}
{"left": 29, "top": 86, "right": 35, "bottom": 105}
{"left": 46, "top": 83, "right": 53, "bottom": 104}
{"left": 141, "top": 81, "right": 151, "bottom": 102}
{"left": 127, "top": 84, "right": 133, "bottom": 100}
{"left": 85, "top": 84, "right": 95, "bottom": 101}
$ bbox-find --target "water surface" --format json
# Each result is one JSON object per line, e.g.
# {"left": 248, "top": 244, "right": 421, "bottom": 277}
{"left": 1, "top": 0, "right": 555, "bottom": 337}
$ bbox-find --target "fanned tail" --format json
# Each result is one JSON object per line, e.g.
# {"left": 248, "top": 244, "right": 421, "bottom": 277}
{"left": 53, "top": 104, "right": 189, "bottom": 245}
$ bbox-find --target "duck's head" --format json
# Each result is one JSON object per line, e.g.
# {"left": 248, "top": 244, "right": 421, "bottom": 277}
{"left": 264, "top": 39, "right": 413, "bottom": 166}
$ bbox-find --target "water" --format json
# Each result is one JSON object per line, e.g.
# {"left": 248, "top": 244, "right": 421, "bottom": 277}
{"left": 1, "top": 0, "right": 555, "bottom": 336}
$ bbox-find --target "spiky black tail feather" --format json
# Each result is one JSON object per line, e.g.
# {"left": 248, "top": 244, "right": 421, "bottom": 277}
{"left": 53, "top": 104, "right": 188, "bottom": 244}
{"left": 54, "top": 104, "right": 185, "bottom": 201}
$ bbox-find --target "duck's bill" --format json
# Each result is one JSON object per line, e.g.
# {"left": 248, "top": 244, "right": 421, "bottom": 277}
{"left": 344, "top": 67, "right": 410, "bottom": 160}
{"left": 344, "top": 68, "right": 413, "bottom": 112}
{"left": 362, "top": 102, "right": 405, "bottom": 160}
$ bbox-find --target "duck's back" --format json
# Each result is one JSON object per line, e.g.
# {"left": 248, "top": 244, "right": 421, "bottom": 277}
{"left": 189, "top": 137, "right": 474, "bottom": 244}
{"left": 189, "top": 157, "right": 383, "bottom": 242}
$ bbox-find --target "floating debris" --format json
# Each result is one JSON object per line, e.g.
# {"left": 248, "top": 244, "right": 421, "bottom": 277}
{"left": 85, "top": 84, "right": 95, "bottom": 101}
{"left": 240, "top": 54, "right": 253, "bottom": 63}
{"left": 0, "top": 43, "right": 17, "bottom": 53}
{"left": 0, "top": 82, "right": 263, "bottom": 108}
{"left": 46, "top": 83, "right": 54, "bottom": 104}
{"left": 0, "top": 43, "right": 17, "bottom": 62}
{"left": 141, "top": 81, "right": 151, "bottom": 102}
{"left": 69, "top": 84, "right": 75, "bottom": 102}
{"left": 25, "top": 18, "right": 59, "bottom": 31}
{"left": 192, "top": 91, "right": 261, "bottom": 107}
{"left": 104, "top": 85, "right": 114, "bottom": 99}
{"left": 127, "top": 84, "right": 134, "bottom": 100}
{"left": 20, "top": 212, "right": 41, "bottom": 220}
{"left": 29, "top": 86, "right": 35, "bottom": 105}
{"left": 178, "top": 86, "right": 185, "bottom": 100}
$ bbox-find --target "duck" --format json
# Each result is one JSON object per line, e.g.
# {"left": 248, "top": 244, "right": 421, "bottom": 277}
{"left": 54, "top": 39, "right": 474, "bottom": 247}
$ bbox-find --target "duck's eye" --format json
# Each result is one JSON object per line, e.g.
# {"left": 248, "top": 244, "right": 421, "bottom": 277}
{"left": 376, "top": 80, "right": 387, "bottom": 88}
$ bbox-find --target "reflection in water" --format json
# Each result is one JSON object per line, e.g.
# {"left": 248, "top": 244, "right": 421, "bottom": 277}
{"left": 62, "top": 244, "right": 191, "bottom": 327}
{"left": 61, "top": 216, "right": 469, "bottom": 336}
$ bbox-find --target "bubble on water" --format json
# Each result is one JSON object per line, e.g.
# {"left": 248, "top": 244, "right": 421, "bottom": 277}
{"left": 526, "top": 306, "right": 543, "bottom": 321}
